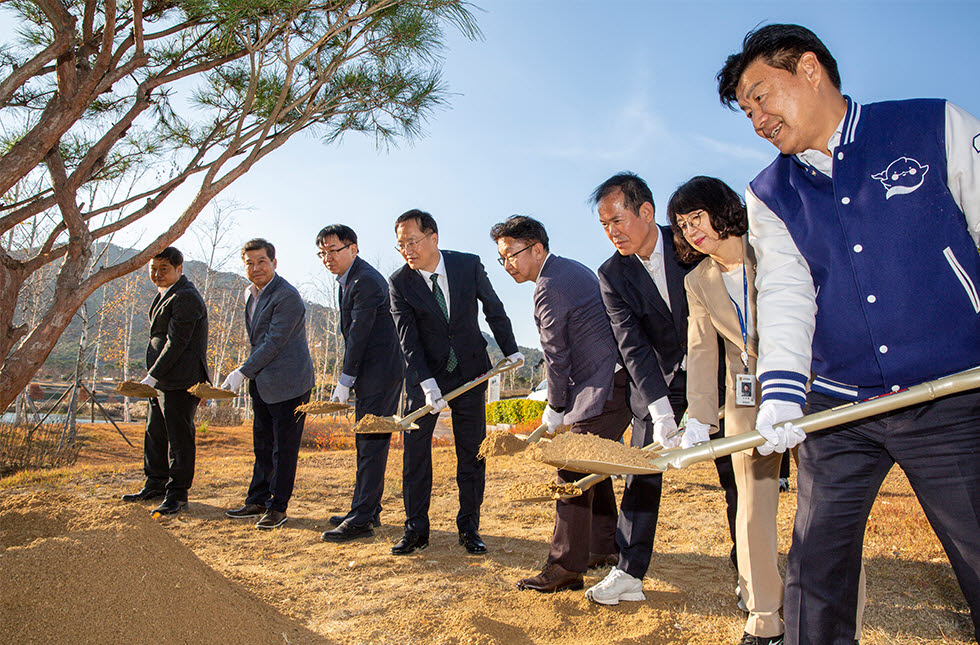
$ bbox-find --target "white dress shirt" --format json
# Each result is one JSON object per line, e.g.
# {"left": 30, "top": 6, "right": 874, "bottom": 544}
{"left": 637, "top": 229, "right": 671, "bottom": 310}
{"left": 418, "top": 252, "right": 450, "bottom": 314}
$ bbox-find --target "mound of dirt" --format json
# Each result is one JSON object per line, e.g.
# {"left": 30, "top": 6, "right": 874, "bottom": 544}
{"left": 187, "top": 382, "right": 236, "bottom": 400}
{"left": 530, "top": 432, "right": 652, "bottom": 469}
{"left": 114, "top": 381, "right": 159, "bottom": 398}
{"left": 295, "top": 401, "right": 351, "bottom": 415}
{"left": 0, "top": 491, "right": 332, "bottom": 645}
{"left": 478, "top": 431, "right": 528, "bottom": 458}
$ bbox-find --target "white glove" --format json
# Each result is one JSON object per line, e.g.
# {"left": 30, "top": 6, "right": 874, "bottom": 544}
{"left": 221, "top": 369, "right": 245, "bottom": 392}
{"left": 681, "top": 418, "right": 712, "bottom": 450}
{"left": 140, "top": 374, "right": 157, "bottom": 388}
{"left": 331, "top": 384, "right": 350, "bottom": 404}
{"left": 542, "top": 404, "right": 565, "bottom": 431}
{"left": 506, "top": 351, "right": 525, "bottom": 366}
{"left": 755, "top": 400, "right": 806, "bottom": 456}
{"left": 648, "top": 396, "right": 680, "bottom": 449}
{"left": 420, "top": 378, "right": 447, "bottom": 415}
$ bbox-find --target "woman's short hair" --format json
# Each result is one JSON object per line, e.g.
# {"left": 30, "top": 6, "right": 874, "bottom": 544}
{"left": 666, "top": 176, "right": 748, "bottom": 264}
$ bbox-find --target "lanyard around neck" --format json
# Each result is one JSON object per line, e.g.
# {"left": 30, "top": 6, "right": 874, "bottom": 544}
{"left": 726, "top": 262, "right": 750, "bottom": 373}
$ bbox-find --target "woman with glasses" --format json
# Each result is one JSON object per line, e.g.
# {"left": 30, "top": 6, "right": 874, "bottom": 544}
{"left": 667, "top": 176, "right": 864, "bottom": 645}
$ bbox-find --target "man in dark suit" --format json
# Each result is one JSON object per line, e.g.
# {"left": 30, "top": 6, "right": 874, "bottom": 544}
{"left": 222, "top": 238, "right": 316, "bottom": 531}
{"left": 123, "top": 246, "right": 209, "bottom": 516}
{"left": 588, "top": 172, "right": 738, "bottom": 605}
{"left": 490, "top": 215, "right": 633, "bottom": 593}
{"left": 315, "top": 224, "right": 404, "bottom": 542}
{"left": 389, "top": 209, "right": 522, "bottom": 555}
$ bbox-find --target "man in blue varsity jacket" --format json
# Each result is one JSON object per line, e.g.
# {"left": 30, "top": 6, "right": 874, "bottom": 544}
{"left": 718, "top": 24, "right": 980, "bottom": 645}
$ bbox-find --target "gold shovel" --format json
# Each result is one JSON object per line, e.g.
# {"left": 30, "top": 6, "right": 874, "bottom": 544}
{"left": 353, "top": 357, "right": 525, "bottom": 434}
{"left": 535, "top": 367, "right": 980, "bottom": 477}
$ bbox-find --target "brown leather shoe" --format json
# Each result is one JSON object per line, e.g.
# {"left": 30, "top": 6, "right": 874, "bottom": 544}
{"left": 587, "top": 552, "right": 619, "bottom": 570}
{"left": 516, "top": 563, "right": 584, "bottom": 593}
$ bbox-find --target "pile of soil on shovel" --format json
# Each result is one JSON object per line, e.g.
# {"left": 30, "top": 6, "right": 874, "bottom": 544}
{"left": 295, "top": 401, "right": 350, "bottom": 415}
{"left": 187, "top": 382, "right": 236, "bottom": 400}
{"left": 114, "top": 381, "right": 159, "bottom": 398}
{"left": 0, "top": 491, "right": 332, "bottom": 645}
{"left": 504, "top": 481, "right": 582, "bottom": 501}
{"left": 529, "top": 432, "right": 652, "bottom": 469}
{"left": 352, "top": 413, "right": 399, "bottom": 434}
{"left": 478, "top": 431, "right": 528, "bottom": 458}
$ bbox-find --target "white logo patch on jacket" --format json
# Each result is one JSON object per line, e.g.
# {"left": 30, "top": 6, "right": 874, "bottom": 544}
{"left": 871, "top": 156, "right": 929, "bottom": 199}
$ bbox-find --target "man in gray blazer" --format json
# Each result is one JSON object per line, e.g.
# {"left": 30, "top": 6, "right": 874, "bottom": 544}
{"left": 491, "top": 216, "right": 632, "bottom": 594}
{"left": 222, "top": 238, "right": 315, "bottom": 530}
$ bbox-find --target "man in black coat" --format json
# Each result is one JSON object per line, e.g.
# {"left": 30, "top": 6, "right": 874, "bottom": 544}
{"left": 587, "top": 172, "right": 738, "bottom": 605}
{"left": 316, "top": 224, "right": 404, "bottom": 542}
{"left": 122, "top": 246, "right": 209, "bottom": 516}
{"left": 388, "top": 209, "right": 522, "bottom": 556}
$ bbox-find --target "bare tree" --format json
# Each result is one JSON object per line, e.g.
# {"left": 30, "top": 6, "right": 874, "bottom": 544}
{"left": 0, "top": 0, "right": 480, "bottom": 412}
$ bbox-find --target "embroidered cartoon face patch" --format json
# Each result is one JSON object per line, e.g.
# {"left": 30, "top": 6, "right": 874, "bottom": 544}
{"left": 872, "top": 156, "right": 930, "bottom": 199}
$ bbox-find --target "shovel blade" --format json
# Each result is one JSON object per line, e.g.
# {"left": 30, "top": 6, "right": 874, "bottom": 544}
{"left": 537, "top": 457, "right": 664, "bottom": 476}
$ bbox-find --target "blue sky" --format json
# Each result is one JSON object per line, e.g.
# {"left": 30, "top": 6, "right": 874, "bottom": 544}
{"left": 148, "top": 1, "right": 980, "bottom": 347}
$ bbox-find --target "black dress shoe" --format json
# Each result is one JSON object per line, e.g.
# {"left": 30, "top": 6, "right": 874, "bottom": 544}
{"left": 391, "top": 531, "right": 429, "bottom": 555}
{"left": 255, "top": 509, "right": 287, "bottom": 530}
{"left": 321, "top": 520, "right": 374, "bottom": 542}
{"left": 151, "top": 498, "right": 187, "bottom": 516}
{"left": 329, "top": 513, "right": 382, "bottom": 528}
{"left": 458, "top": 530, "right": 487, "bottom": 554}
{"left": 122, "top": 488, "right": 166, "bottom": 502}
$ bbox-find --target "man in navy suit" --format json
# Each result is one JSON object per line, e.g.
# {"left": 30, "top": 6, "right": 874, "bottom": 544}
{"left": 222, "top": 238, "right": 315, "bottom": 531}
{"left": 389, "top": 209, "right": 522, "bottom": 555}
{"left": 588, "top": 172, "right": 738, "bottom": 605}
{"left": 316, "top": 224, "right": 404, "bottom": 542}
{"left": 491, "top": 215, "right": 633, "bottom": 594}
{"left": 122, "top": 246, "right": 209, "bottom": 517}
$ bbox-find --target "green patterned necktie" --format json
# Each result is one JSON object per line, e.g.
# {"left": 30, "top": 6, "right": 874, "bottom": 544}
{"left": 430, "top": 273, "right": 458, "bottom": 372}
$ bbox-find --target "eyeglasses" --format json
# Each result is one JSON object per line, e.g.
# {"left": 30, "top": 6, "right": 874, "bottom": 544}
{"left": 497, "top": 244, "right": 534, "bottom": 266}
{"left": 675, "top": 210, "right": 704, "bottom": 233}
{"left": 317, "top": 243, "right": 352, "bottom": 259}
{"left": 395, "top": 231, "right": 434, "bottom": 254}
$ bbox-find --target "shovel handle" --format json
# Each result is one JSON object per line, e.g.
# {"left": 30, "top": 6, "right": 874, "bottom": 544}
{"left": 525, "top": 423, "right": 549, "bottom": 443}
{"left": 651, "top": 367, "right": 980, "bottom": 473}
{"left": 401, "top": 357, "right": 525, "bottom": 427}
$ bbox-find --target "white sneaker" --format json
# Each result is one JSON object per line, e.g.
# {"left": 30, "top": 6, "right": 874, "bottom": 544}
{"left": 584, "top": 567, "right": 645, "bottom": 605}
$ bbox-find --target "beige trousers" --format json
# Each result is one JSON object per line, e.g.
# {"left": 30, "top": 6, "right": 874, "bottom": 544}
{"left": 732, "top": 443, "right": 866, "bottom": 639}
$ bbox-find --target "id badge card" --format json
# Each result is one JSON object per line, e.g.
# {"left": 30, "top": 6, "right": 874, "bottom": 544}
{"left": 735, "top": 373, "right": 756, "bottom": 406}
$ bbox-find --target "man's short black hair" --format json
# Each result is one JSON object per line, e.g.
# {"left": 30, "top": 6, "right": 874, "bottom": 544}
{"left": 666, "top": 176, "right": 748, "bottom": 264}
{"left": 241, "top": 238, "right": 276, "bottom": 260}
{"left": 153, "top": 246, "right": 183, "bottom": 267}
{"left": 489, "top": 215, "right": 550, "bottom": 252}
{"left": 717, "top": 23, "right": 841, "bottom": 109}
{"left": 589, "top": 172, "right": 655, "bottom": 216}
{"left": 316, "top": 225, "right": 357, "bottom": 247}
{"left": 395, "top": 209, "right": 438, "bottom": 235}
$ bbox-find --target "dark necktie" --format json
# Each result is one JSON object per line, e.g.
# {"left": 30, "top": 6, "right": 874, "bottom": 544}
{"left": 430, "top": 274, "right": 458, "bottom": 372}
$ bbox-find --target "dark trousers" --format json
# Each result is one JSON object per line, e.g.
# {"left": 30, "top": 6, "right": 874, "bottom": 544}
{"left": 617, "top": 382, "right": 687, "bottom": 579}
{"left": 342, "top": 386, "right": 400, "bottom": 526}
{"left": 786, "top": 389, "right": 980, "bottom": 645}
{"left": 549, "top": 370, "right": 633, "bottom": 572}
{"left": 143, "top": 389, "right": 200, "bottom": 500}
{"left": 403, "top": 373, "right": 486, "bottom": 536}
{"left": 245, "top": 383, "right": 311, "bottom": 513}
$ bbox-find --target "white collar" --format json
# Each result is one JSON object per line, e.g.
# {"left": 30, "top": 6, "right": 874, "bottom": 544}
{"left": 418, "top": 251, "right": 446, "bottom": 281}
{"left": 534, "top": 252, "right": 552, "bottom": 282}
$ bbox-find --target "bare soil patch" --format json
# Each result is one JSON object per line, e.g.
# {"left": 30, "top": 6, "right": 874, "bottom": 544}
{"left": 0, "top": 422, "right": 973, "bottom": 644}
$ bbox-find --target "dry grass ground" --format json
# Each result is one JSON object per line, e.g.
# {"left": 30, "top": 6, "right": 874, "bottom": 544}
{"left": 0, "top": 421, "right": 974, "bottom": 644}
